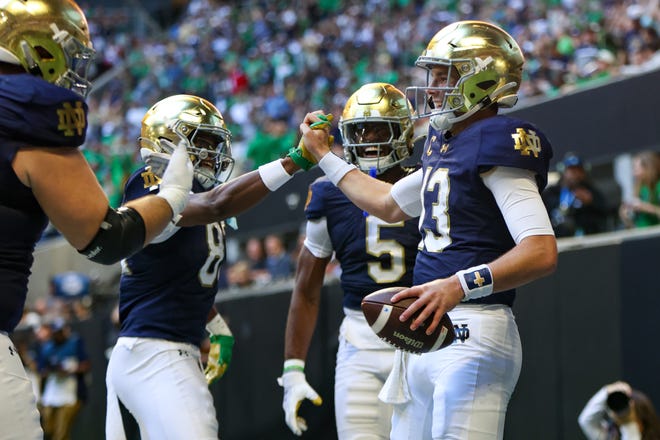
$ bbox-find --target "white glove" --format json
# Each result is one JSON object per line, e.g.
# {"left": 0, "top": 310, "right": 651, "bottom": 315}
{"left": 155, "top": 139, "right": 193, "bottom": 219}
{"left": 277, "top": 359, "right": 322, "bottom": 436}
{"left": 140, "top": 148, "right": 170, "bottom": 178}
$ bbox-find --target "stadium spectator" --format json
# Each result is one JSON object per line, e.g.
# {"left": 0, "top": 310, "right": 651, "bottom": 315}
{"left": 542, "top": 153, "right": 611, "bottom": 237}
{"left": 37, "top": 318, "right": 91, "bottom": 440}
{"left": 619, "top": 150, "right": 660, "bottom": 228}
{"left": 579, "top": 381, "right": 660, "bottom": 440}
{"left": 264, "top": 233, "right": 294, "bottom": 281}
{"left": 244, "top": 237, "right": 270, "bottom": 284}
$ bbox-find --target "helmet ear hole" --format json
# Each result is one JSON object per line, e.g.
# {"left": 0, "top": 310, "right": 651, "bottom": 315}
{"left": 477, "top": 80, "right": 496, "bottom": 90}
{"left": 34, "top": 46, "right": 54, "bottom": 60}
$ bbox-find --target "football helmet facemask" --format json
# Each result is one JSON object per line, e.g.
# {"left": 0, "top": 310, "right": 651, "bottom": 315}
{"left": 406, "top": 20, "right": 524, "bottom": 131}
{"left": 0, "top": 0, "right": 96, "bottom": 97}
{"left": 140, "top": 95, "right": 234, "bottom": 190}
{"left": 340, "top": 83, "right": 414, "bottom": 175}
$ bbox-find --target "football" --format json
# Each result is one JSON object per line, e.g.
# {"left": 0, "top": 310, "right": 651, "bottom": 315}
{"left": 361, "top": 286, "right": 455, "bottom": 354}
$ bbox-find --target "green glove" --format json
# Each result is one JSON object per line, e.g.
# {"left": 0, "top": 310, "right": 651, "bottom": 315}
{"left": 205, "top": 334, "right": 235, "bottom": 385}
{"left": 287, "top": 114, "right": 334, "bottom": 171}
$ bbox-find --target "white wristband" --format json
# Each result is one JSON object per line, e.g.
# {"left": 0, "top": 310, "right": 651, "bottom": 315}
{"left": 456, "top": 264, "right": 494, "bottom": 301}
{"left": 206, "top": 314, "right": 232, "bottom": 336}
{"left": 283, "top": 358, "right": 305, "bottom": 373}
{"left": 258, "top": 160, "right": 293, "bottom": 191}
{"left": 318, "top": 153, "right": 357, "bottom": 186}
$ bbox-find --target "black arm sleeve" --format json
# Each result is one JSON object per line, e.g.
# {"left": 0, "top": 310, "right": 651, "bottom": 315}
{"left": 78, "top": 207, "right": 146, "bottom": 265}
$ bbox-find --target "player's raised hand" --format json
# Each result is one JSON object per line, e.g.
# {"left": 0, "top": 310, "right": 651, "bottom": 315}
{"left": 155, "top": 139, "right": 194, "bottom": 219}
{"left": 277, "top": 359, "right": 323, "bottom": 436}
{"left": 296, "top": 111, "right": 334, "bottom": 163}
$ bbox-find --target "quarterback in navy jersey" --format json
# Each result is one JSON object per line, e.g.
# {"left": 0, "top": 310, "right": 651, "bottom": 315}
{"left": 105, "top": 94, "right": 310, "bottom": 440}
{"left": 0, "top": 2, "right": 195, "bottom": 439}
{"left": 280, "top": 83, "right": 420, "bottom": 439}
{"left": 299, "top": 21, "right": 557, "bottom": 440}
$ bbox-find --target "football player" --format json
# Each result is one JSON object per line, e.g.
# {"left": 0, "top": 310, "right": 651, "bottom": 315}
{"left": 297, "top": 21, "right": 558, "bottom": 439}
{"left": 105, "top": 94, "right": 312, "bottom": 440}
{"left": 279, "top": 83, "right": 420, "bottom": 439}
{"left": 0, "top": 2, "right": 193, "bottom": 438}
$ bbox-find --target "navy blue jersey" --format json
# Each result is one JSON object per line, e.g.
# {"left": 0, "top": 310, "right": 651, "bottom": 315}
{"left": 415, "top": 115, "right": 552, "bottom": 306}
{"left": 306, "top": 176, "right": 419, "bottom": 310}
{"left": 0, "top": 74, "right": 88, "bottom": 332}
{"left": 119, "top": 167, "right": 225, "bottom": 346}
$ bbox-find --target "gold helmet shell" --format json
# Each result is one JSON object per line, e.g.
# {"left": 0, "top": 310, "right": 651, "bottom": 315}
{"left": 140, "top": 94, "right": 234, "bottom": 189}
{"left": 408, "top": 20, "right": 524, "bottom": 123}
{"left": 339, "top": 83, "right": 414, "bottom": 174}
{"left": 0, "top": 0, "right": 96, "bottom": 97}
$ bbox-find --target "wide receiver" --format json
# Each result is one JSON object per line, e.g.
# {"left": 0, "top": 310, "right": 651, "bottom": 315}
{"left": 279, "top": 83, "right": 420, "bottom": 438}
{"left": 0, "top": 2, "right": 193, "bottom": 438}
{"left": 105, "top": 94, "right": 314, "bottom": 440}
{"left": 298, "top": 21, "right": 557, "bottom": 439}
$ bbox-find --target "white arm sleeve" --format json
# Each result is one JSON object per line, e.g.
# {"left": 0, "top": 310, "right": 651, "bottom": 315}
{"left": 482, "top": 167, "right": 554, "bottom": 244}
{"left": 391, "top": 168, "right": 424, "bottom": 217}
{"left": 303, "top": 218, "right": 333, "bottom": 258}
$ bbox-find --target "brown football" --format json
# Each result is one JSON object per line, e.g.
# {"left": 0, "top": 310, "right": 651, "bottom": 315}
{"left": 361, "top": 286, "right": 455, "bottom": 354}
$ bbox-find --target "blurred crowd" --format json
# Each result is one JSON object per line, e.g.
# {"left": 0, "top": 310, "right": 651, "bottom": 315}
{"left": 31, "top": 0, "right": 660, "bottom": 283}
{"left": 77, "top": 0, "right": 660, "bottom": 206}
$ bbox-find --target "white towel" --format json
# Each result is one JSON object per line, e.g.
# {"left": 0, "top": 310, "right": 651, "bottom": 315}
{"left": 378, "top": 349, "right": 411, "bottom": 404}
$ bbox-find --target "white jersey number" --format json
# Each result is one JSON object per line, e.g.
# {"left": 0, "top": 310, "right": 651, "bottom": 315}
{"left": 365, "top": 216, "right": 406, "bottom": 283}
{"left": 199, "top": 223, "right": 225, "bottom": 287}
{"left": 420, "top": 167, "right": 451, "bottom": 253}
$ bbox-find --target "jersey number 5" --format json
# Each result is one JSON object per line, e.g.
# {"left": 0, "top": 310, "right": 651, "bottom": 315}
{"left": 365, "top": 216, "right": 406, "bottom": 283}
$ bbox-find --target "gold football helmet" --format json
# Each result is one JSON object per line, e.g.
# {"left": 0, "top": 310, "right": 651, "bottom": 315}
{"left": 140, "top": 95, "right": 234, "bottom": 189}
{"left": 0, "top": 0, "right": 96, "bottom": 97}
{"left": 407, "top": 20, "right": 524, "bottom": 130}
{"left": 339, "top": 83, "right": 414, "bottom": 175}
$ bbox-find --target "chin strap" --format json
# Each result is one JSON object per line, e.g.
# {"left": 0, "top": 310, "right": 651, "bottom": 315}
{"left": 430, "top": 82, "right": 519, "bottom": 131}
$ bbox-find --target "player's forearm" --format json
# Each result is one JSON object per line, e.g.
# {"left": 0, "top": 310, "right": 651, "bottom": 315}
{"left": 179, "top": 171, "right": 269, "bottom": 226}
{"left": 125, "top": 196, "right": 178, "bottom": 245}
{"left": 338, "top": 172, "right": 405, "bottom": 223}
{"left": 488, "top": 235, "right": 557, "bottom": 292}
{"left": 284, "top": 293, "right": 321, "bottom": 360}
{"left": 178, "top": 158, "right": 299, "bottom": 226}
{"left": 284, "top": 252, "right": 327, "bottom": 359}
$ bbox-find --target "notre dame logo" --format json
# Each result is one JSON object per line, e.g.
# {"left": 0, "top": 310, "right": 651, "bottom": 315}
{"left": 57, "top": 101, "right": 86, "bottom": 136}
{"left": 511, "top": 128, "right": 541, "bottom": 158}
{"left": 141, "top": 168, "right": 161, "bottom": 189}
{"left": 454, "top": 324, "right": 470, "bottom": 343}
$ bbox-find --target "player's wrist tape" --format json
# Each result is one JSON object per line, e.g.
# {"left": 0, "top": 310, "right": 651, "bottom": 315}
{"left": 156, "top": 187, "right": 189, "bottom": 220}
{"left": 319, "top": 153, "right": 357, "bottom": 186}
{"left": 456, "top": 264, "right": 493, "bottom": 301}
{"left": 206, "top": 314, "right": 232, "bottom": 336}
{"left": 283, "top": 359, "right": 305, "bottom": 374}
{"left": 258, "top": 160, "right": 293, "bottom": 191}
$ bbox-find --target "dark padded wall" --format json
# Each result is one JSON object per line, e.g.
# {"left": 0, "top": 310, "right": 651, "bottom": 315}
{"left": 213, "top": 282, "right": 344, "bottom": 440}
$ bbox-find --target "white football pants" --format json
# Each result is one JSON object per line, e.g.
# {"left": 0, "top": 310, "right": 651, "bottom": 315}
{"left": 335, "top": 309, "right": 396, "bottom": 440}
{"left": 0, "top": 332, "right": 42, "bottom": 440}
{"left": 390, "top": 304, "right": 522, "bottom": 440}
{"left": 106, "top": 337, "right": 218, "bottom": 440}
